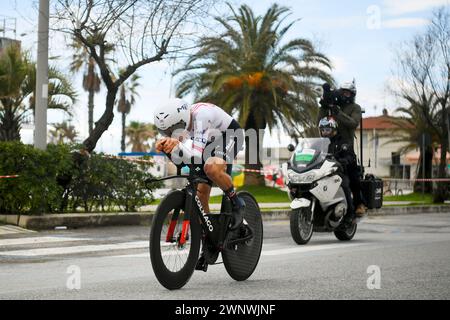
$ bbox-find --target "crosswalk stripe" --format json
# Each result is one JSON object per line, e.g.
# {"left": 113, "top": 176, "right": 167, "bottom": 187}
{"left": 0, "top": 230, "right": 16, "bottom": 235}
{"left": 1, "top": 226, "right": 18, "bottom": 231}
{"left": 111, "top": 243, "right": 364, "bottom": 259}
{"left": 0, "top": 236, "right": 89, "bottom": 247}
{"left": 0, "top": 241, "right": 148, "bottom": 257}
{"left": 113, "top": 253, "right": 149, "bottom": 258}
{"left": 0, "top": 226, "right": 35, "bottom": 235}
{"left": 0, "top": 238, "right": 365, "bottom": 259}
{"left": 261, "top": 243, "right": 363, "bottom": 256}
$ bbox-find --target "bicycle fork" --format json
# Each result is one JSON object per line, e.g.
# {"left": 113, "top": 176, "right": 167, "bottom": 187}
{"left": 165, "top": 208, "right": 190, "bottom": 246}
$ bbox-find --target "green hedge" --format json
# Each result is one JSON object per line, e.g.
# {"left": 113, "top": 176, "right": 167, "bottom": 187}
{"left": 0, "top": 142, "right": 160, "bottom": 215}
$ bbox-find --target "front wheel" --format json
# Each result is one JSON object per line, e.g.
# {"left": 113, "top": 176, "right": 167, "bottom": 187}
{"left": 149, "top": 190, "right": 201, "bottom": 290}
{"left": 334, "top": 222, "right": 357, "bottom": 241}
{"left": 222, "top": 191, "right": 263, "bottom": 282}
{"left": 290, "top": 207, "right": 314, "bottom": 245}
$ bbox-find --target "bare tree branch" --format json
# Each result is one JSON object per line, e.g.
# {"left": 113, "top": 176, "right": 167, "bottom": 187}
{"left": 52, "top": 0, "right": 220, "bottom": 152}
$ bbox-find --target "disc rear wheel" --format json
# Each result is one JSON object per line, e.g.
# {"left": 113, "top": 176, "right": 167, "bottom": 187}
{"left": 222, "top": 191, "right": 263, "bottom": 281}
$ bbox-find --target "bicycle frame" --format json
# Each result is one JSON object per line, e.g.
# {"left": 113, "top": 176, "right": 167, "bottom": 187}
{"left": 146, "top": 173, "right": 233, "bottom": 250}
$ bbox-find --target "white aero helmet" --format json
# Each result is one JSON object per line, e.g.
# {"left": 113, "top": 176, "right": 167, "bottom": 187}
{"left": 153, "top": 98, "right": 191, "bottom": 137}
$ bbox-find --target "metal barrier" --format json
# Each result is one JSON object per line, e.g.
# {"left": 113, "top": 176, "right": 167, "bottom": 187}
{"left": 382, "top": 178, "right": 450, "bottom": 196}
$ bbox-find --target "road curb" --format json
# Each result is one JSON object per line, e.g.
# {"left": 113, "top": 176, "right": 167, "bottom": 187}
{"left": 1, "top": 205, "right": 449, "bottom": 231}
{"left": 0, "top": 213, "right": 153, "bottom": 231}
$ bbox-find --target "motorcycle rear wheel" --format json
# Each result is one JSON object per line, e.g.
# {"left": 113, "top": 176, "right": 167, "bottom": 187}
{"left": 334, "top": 222, "right": 357, "bottom": 241}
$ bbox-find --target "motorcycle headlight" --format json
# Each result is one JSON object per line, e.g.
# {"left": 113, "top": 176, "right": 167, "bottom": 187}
{"left": 287, "top": 170, "right": 317, "bottom": 184}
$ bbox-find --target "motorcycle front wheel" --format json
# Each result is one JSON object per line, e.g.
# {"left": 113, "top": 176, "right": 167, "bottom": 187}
{"left": 290, "top": 207, "right": 314, "bottom": 245}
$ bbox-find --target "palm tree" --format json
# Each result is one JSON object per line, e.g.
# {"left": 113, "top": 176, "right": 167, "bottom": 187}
{"left": 175, "top": 3, "right": 333, "bottom": 184}
{"left": 385, "top": 93, "right": 440, "bottom": 193}
{"left": 70, "top": 37, "right": 113, "bottom": 134}
{"left": 125, "top": 121, "right": 156, "bottom": 153}
{"left": 116, "top": 74, "right": 141, "bottom": 153}
{"left": 0, "top": 44, "right": 29, "bottom": 141}
{"left": 49, "top": 121, "right": 79, "bottom": 144}
{"left": 0, "top": 45, "right": 77, "bottom": 141}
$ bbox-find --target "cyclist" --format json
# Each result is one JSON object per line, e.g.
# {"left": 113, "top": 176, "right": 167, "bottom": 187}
{"left": 153, "top": 98, "right": 248, "bottom": 233}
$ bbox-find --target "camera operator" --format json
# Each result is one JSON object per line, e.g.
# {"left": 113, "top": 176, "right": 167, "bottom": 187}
{"left": 317, "top": 81, "right": 366, "bottom": 217}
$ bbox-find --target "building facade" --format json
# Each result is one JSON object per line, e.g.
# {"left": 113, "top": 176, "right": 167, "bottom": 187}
{"left": 355, "top": 112, "right": 417, "bottom": 179}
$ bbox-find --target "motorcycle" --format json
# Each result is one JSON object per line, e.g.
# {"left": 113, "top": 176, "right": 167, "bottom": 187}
{"left": 282, "top": 138, "right": 358, "bottom": 245}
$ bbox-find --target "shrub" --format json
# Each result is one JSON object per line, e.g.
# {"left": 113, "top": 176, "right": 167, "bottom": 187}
{"left": 0, "top": 142, "right": 72, "bottom": 214}
{"left": 0, "top": 141, "right": 160, "bottom": 215}
{"left": 68, "top": 153, "right": 159, "bottom": 212}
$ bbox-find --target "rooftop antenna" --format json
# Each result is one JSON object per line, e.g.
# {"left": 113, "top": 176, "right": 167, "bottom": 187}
{"left": 0, "top": 16, "right": 17, "bottom": 39}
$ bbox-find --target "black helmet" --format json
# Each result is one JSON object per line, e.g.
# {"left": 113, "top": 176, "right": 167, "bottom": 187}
{"left": 319, "top": 117, "right": 338, "bottom": 138}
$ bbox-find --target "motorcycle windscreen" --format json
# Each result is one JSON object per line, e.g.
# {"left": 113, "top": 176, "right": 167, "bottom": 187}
{"left": 292, "top": 138, "right": 330, "bottom": 169}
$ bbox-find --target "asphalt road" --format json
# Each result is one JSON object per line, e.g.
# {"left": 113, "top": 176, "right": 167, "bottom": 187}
{"left": 1, "top": 213, "right": 450, "bottom": 300}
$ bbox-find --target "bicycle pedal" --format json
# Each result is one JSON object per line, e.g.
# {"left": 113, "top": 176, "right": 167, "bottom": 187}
{"left": 195, "top": 261, "right": 208, "bottom": 272}
{"left": 204, "top": 250, "right": 220, "bottom": 265}
{"left": 195, "top": 256, "right": 208, "bottom": 272}
{"left": 226, "top": 232, "right": 254, "bottom": 248}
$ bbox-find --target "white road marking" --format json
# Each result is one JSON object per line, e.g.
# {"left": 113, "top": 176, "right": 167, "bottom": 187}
{"left": 0, "top": 241, "right": 148, "bottom": 257}
{"left": 112, "top": 253, "right": 149, "bottom": 258}
{"left": 0, "top": 236, "right": 89, "bottom": 247}
{"left": 0, "top": 226, "right": 35, "bottom": 235}
{"left": 262, "top": 243, "right": 363, "bottom": 256}
{"left": 0, "top": 237, "right": 365, "bottom": 259}
{"left": 111, "top": 242, "right": 365, "bottom": 259}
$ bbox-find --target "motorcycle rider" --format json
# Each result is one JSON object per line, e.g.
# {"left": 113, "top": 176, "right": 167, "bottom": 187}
{"left": 317, "top": 80, "right": 366, "bottom": 217}
{"left": 319, "top": 117, "right": 356, "bottom": 223}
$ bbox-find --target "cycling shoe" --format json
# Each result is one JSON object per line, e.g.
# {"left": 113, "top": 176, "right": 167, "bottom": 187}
{"left": 229, "top": 197, "right": 246, "bottom": 230}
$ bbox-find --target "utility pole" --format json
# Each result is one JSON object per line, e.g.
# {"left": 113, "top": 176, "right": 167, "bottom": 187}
{"left": 34, "top": 0, "right": 49, "bottom": 150}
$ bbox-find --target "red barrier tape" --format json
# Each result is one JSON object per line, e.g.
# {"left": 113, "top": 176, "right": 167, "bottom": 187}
{"left": 383, "top": 178, "right": 450, "bottom": 182}
{"left": 236, "top": 168, "right": 277, "bottom": 175}
{"left": 0, "top": 175, "right": 19, "bottom": 179}
{"left": 101, "top": 155, "right": 154, "bottom": 165}
{"left": 99, "top": 153, "right": 450, "bottom": 181}
{"left": 102, "top": 154, "right": 274, "bottom": 174}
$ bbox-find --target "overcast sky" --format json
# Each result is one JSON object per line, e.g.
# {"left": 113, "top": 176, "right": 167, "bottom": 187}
{"left": 2, "top": 0, "right": 450, "bottom": 153}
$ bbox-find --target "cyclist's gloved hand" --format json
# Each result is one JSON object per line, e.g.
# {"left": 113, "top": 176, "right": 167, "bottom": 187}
{"left": 162, "top": 138, "right": 180, "bottom": 154}
{"left": 155, "top": 138, "right": 168, "bottom": 153}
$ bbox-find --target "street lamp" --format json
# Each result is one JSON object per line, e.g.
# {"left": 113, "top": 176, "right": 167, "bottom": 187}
{"left": 34, "top": 0, "right": 49, "bottom": 150}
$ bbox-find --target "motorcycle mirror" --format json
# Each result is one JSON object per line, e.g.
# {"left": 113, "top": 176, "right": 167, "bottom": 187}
{"left": 287, "top": 144, "right": 296, "bottom": 152}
